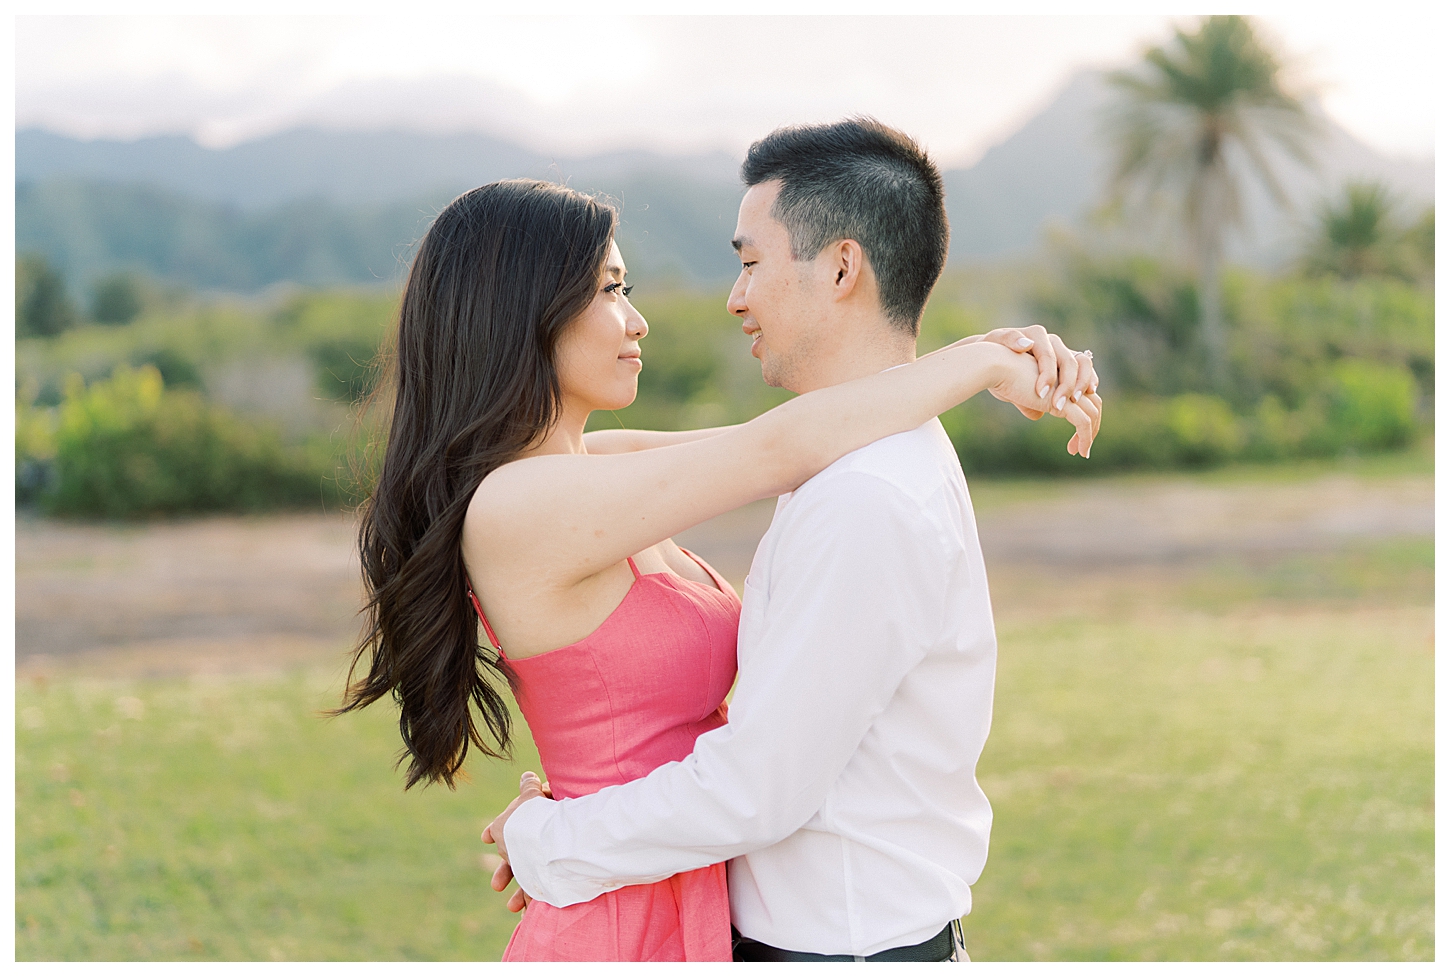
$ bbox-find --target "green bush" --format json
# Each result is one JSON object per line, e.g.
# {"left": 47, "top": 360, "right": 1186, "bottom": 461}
{"left": 1242, "top": 395, "right": 1306, "bottom": 461}
{"left": 1323, "top": 359, "right": 1418, "bottom": 452}
{"left": 37, "top": 365, "right": 335, "bottom": 518}
{"left": 1028, "top": 247, "right": 1434, "bottom": 417}
{"left": 89, "top": 272, "right": 145, "bottom": 325}
{"left": 1165, "top": 393, "right": 1244, "bottom": 466}
{"left": 942, "top": 368, "right": 1421, "bottom": 477}
{"left": 272, "top": 291, "right": 396, "bottom": 403}
{"left": 16, "top": 392, "right": 59, "bottom": 506}
{"left": 16, "top": 253, "right": 76, "bottom": 338}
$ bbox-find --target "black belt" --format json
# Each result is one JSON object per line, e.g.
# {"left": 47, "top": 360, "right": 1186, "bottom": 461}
{"left": 732, "top": 922, "right": 957, "bottom": 962}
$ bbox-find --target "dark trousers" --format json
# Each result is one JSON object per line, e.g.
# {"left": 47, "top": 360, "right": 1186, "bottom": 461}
{"left": 731, "top": 921, "right": 960, "bottom": 962}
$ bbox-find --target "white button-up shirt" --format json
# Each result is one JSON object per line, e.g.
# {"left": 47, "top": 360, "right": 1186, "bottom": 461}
{"left": 505, "top": 418, "right": 997, "bottom": 957}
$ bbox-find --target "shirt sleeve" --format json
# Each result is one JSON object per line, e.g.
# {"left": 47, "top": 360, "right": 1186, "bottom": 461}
{"left": 504, "top": 470, "right": 951, "bottom": 908}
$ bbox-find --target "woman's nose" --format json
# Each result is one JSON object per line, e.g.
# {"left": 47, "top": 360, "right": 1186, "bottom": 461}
{"left": 627, "top": 309, "right": 648, "bottom": 339}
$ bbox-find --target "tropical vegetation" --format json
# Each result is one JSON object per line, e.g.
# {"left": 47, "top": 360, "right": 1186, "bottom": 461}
{"left": 12, "top": 15, "right": 1433, "bottom": 518}
{"left": 1103, "top": 14, "right": 1317, "bottom": 389}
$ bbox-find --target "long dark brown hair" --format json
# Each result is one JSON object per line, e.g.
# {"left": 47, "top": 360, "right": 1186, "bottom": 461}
{"left": 335, "top": 179, "right": 618, "bottom": 789}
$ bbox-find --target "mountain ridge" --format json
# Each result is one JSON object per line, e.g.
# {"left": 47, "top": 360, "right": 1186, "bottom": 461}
{"left": 17, "top": 70, "right": 1433, "bottom": 292}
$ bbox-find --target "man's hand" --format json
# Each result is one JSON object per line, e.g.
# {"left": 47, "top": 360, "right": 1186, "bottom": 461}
{"left": 481, "top": 771, "right": 550, "bottom": 913}
{"left": 983, "top": 342, "right": 1101, "bottom": 458}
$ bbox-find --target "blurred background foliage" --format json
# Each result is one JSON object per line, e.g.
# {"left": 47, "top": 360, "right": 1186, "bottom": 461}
{"left": 16, "top": 224, "right": 1432, "bottom": 517}
{"left": 12, "top": 15, "right": 1434, "bottom": 519}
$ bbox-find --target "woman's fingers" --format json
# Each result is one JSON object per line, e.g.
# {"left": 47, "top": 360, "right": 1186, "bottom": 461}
{"left": 1019, "top": 324, "right": 1058, "bottom": 400}
{"left": 1057, "top": 399, "right": 1096, "bottom": 458}
{"left": 1083, "top": 390, "right": 1102, "bottom": 440}
{"left": 983, "top": 325, "right": 1100, "bottom": 456}
{"left": 1069, "top": 351, "right": 1097, "bottom": 405}
{"left": 977, "top": 325, "right": 1059, "bottom": 401}
{"left": 1049, "top": 335, "right": 1080, "bottom": 412}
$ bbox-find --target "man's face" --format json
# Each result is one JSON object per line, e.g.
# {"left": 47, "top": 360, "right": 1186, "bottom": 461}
{"left": 727, "top": 181, "right": 832, "bottom": 393}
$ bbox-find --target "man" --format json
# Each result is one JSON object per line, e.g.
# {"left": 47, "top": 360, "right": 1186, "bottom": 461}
{"left": 484, "top": 118, "right": 1100, "bottom": 961}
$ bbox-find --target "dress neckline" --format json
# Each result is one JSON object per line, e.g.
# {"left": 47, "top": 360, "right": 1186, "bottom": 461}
{"left": 477, "top": 548, "right": 736, "bottom": 666}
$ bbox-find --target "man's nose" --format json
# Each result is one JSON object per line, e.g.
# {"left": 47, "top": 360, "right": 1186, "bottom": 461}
{"left": 727, "top": 271, "right": 748, "bottom": 320}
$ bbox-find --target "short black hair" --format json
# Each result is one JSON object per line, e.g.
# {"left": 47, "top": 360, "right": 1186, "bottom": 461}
{"left": 740, "top": 117, "right": 948, "bottom": 333}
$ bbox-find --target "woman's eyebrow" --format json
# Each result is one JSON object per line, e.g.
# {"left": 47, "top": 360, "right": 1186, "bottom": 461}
{"left": 606, "top": 263, "right": 627, "bottom": 279}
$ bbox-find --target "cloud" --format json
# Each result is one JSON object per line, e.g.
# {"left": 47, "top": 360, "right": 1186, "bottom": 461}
{"left": 15, "top": 13, "right": 1434, "bottom": 161}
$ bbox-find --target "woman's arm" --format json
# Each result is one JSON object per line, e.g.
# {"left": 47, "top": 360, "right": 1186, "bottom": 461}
{"left": 585, "top": 327, "right": 1097, "bottom": 454}
{"left": 923, "top": 324, "right": 1099, "bottom": 411}
{"left": 468, "top": 340, "right": 1092, "bottom": 591}
{"left": 582, "top": 425, "right": 741, "bottom": 454}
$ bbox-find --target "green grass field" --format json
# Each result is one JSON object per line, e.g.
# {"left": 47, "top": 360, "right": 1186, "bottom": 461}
{"left": 15, "top": 461, "right": 1433, "bottom": 961}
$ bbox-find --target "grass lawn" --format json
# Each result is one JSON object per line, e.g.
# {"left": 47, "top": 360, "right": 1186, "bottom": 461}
{"left": 15, "top": 472, "right": 1433, "bottom": 960}
{"left": 16, "top": 665, "right": 543, "bottom": 961}
{"left": 969, "top": 602, "right": 1432, "bottom": 960}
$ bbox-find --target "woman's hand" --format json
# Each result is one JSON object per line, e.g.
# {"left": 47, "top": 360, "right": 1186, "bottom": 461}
{"left": 982, "top": 342, "right": 1100, "bottom": 458}
{"left": 968, "top": 325, "right": 1099, "bottom": 419}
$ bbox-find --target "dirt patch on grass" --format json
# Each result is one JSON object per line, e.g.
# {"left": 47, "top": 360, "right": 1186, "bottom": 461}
{"left": 16, "top": 513, "right": 363, "bottom": 680}
{"left": 15, "top": 470, "right": 1431, "bottom": 679}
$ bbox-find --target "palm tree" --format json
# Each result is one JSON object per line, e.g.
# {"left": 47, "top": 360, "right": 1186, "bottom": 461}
{"left": 1301, "top": 181, "right": 1404, "bottom": 280}
{"left": 1104, "top": 15, "right": 1318, "bottom": 388}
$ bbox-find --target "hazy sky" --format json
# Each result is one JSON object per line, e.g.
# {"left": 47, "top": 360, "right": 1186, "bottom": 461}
{"left": 15, "top": 11, "right": 1438, "bottom": 166}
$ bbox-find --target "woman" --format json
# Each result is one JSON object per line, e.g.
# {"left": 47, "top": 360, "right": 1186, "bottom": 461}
{"left": 336, "top": 179, "right": 1097, "bottom": 961}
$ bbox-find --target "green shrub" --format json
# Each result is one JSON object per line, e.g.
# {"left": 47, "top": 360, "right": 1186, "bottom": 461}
{"left": 89, "top": 272, "right": 145, "bottom": 325}
{"left": 16, "top": 393, "right": 59, "bottom": 506}
{"left": 1324, "top": 359, "right": 1418, "bottom": 452}
{"left": 307, "top": 335, "right": 382, "bottom": 403}
{"left": 1081, "top": 397, "right": 1176, "bottom": 470}
{"left": 272, "top": 291, "right": 395, "bottom": 403}
{"left": 1165, "top": 393, "right": 1244, "bottom": 466}
{"left": 942, "top": 377, "right": 1420, "bottom": 478}
{"left": 1242, "top": 395, "right": 1304, "bottom": 461}
{"left": 43, "top": 365, "right": 334, "bottom": 518}
{"left": 129, "top": 347, "right": 206, "bottom": 390}
{"left": 16, "top": 254, "right": 76, "bottom": 337}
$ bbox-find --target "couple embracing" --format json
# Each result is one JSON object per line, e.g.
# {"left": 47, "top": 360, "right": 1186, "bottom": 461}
{"left": 338, "top": 118, "right": 1102, "bottom": 962}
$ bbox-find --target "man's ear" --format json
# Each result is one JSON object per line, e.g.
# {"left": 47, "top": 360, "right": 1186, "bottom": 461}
{"left": 828, "top": 239, "right": 867, "bottom": 300}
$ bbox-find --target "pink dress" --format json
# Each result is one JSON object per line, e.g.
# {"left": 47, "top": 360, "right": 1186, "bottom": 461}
{"left": 470, "top": 551, "right": 739, "bottom": 962}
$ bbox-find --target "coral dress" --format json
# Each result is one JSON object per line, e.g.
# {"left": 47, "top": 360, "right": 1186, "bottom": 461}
{"left": 470, "top": 550, "right": 739, "bottom": 962}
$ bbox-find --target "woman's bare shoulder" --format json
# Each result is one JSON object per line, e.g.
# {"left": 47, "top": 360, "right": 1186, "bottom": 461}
{"left": 463, "top": 453, "right": 590, "bottom": 565}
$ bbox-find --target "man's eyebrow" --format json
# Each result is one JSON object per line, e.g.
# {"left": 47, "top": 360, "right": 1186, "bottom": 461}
{"left": 731, "top": 236, "right": 751, "bottom": 253}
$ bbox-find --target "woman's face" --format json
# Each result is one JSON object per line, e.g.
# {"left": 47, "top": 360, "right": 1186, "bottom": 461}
{"left": 555, "top": 241, "right": 649, "bottom": 414}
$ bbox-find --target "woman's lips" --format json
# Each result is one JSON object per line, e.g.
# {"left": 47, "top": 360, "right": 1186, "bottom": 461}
{"left": 619, "top": 354, "right": 642, "bottom": 369}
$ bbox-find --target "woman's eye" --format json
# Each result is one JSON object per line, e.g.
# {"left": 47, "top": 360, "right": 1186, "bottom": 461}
{"left": 605, "top": 282, "right": 634, "bottom": 297}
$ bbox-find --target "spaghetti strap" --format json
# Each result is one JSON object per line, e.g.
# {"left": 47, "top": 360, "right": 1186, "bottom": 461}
{"left": 626, "top": 556, "right": 642, "bottom": 580}
{"left": 467, "top": 588, "right": 504, "bottom": 652}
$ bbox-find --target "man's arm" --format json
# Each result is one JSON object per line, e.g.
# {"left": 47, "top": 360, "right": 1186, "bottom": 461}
{"left": 495, "top": 473, "right": 950, "bottom": 908}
